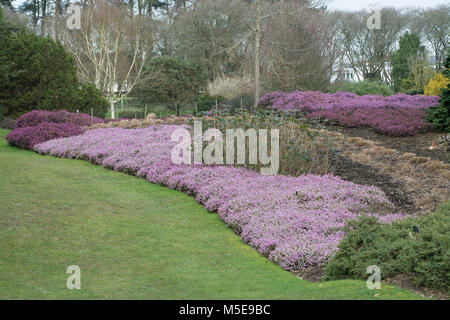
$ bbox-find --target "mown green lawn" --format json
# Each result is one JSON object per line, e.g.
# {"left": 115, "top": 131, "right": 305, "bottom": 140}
{"left": 0, "top": 129, "right": 423, "bottom": 299}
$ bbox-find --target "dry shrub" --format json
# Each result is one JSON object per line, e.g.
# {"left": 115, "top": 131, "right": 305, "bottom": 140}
{"left": 142, "top": 119, "right": 163, "bottom": 126}
{"left": 319, "top": 130, "right": 343, "bottom": 139}
{"left": 146, "top": 113, "right": 157, "bottom": 120}
{"left": 438, "top": 170, "right": 450, "bottom": 181}
{"left": 415, "top": 197, "right": 436, "bottom": 211}
{"left": 351, "top": 153, "right": 371, "bottom": 164}
{"left": 381, "top": 164, "right": 396, "bottom": 174}
{"left": 125, "top": 119, "right": 142, "bottom": 129}
{"left": 142, "top": 119, "right": 155, "bottom": 126}
{"left": 409, "top": 156, "right": 430, "bottom": 165}
{"left": 363, "top": 146, "right": 385, "bottom": 157}
{"left": 207, "top": 75, "right": 254, "bottom": 99}
{"left": 398, "top": 163, "right": 415, "bottom": 175}
{"left": 200, "top": 113, "right": 335, "bottom": 176}
{"left": 403, "top": 177, "right": 419, "bottom": 187}
{"left": 173, "top": 117, "right": 190, "bottom": 124}
{"left": 420, "top": 160, "right": 449, "bottom": 172}
{"left": 342, "top": 151, "right": 353, "bottom": 158}
{"left": 365, "top": 146, "right": 397, "bottom": 156}
{"left": 400, "top": 153, "right": 416, "bottom": 161}
{"left": 382, "top": 148, "right": 398, "bottom": 155}
{"left": 347, "top": 137, "right": 375, "bottom": 148}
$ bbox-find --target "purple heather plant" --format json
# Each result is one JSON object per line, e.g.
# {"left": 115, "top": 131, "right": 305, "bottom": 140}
{"left": 7, "top": 122, "right": 85, "bottom": 150}
{"left": 259, "top": 91, "right": 440, "bottom": 136}
{"left": 15, "top": 110, "right": 104, "bottom": 129}
{"left": 34, "top": 125, "right": 409, "bottom": 270}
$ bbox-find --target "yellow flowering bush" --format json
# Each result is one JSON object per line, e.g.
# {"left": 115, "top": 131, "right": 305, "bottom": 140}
{"left": 424, "top": 73, "right": 450, "bottom": 96}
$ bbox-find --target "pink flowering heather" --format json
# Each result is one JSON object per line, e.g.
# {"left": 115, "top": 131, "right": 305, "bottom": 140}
{"left": 34, "top": 125, "right": 409, "bottom": 270}
{"left": 6, "top": 122, "right": 85, "bottom": 150}
{"left": 259, "top": 91, "right": 440, "bottom": 136}
{"left": 15, "top": 110, "right": 104, "bottom": 129}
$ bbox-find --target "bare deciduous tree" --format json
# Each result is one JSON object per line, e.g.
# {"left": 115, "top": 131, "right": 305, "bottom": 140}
{"left": 61, "top": 0, "right": 152, "bottom": 118}
{"left": 259, "top": 2, "right": 343, "bottom": 92}
{"left": 170, "top": 0, "right": 249, "bottom": 84}
{"left": 415, "top": 5, "right": 450, "bottom": 70}
{"left": 340, "top": 8, "right": 406, "bottom": 84}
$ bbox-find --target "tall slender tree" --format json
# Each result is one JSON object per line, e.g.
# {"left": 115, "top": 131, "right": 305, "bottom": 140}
{"left": 391, "top": 32, "right": 424, "bottom": 92}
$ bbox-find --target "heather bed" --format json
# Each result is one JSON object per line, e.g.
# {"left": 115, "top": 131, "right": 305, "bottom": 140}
{"left": 34, "top": 125, "right": 409, "bottom": 271}
{"left": 6, "top": 110, "right": 105, "bottom": 150}
{"left": 258, "top": 91, "right": 440, "bottom": 136}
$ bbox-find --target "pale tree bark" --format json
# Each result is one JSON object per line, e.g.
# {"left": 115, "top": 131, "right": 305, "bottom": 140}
{"left": 60, "top": 0, "right": 152, "bottom": 119}
{"left": 54, "top": 0, "right": 60, "bottom": 41}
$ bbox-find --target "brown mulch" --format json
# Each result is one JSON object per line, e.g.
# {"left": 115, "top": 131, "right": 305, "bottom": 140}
{"left": 329, "top": 154, "right": 419, "bottom": 214}
{"left": 327, "top": 125, "right": 449, "bottom": 163}
{"left": 317, "top": 127, "right": 450, "bottom": 214}
{"left": 291, "top": 266, "right": 326, "bottom": 282}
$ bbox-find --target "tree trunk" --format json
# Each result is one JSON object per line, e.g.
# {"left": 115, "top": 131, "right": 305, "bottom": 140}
{"left": 253, "top": 0, "right": 261, "bottom": 114}
{"left": 110, "top": 100, "right": 115, "bottom": 120}
{"left": 41, "top": 0, "right": 47, "bottom": 35}
{"left": 54, "top": 0, "right": 60, "bottom": 41}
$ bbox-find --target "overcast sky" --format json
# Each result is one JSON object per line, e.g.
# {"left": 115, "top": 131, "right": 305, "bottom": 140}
{"left": 327, "top": 0, "right": 449, "bottom": 11}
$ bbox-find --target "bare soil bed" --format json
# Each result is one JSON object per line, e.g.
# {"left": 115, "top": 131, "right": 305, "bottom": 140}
{"left": 316, "top": 126, "right": 450, "bottom": 215}
{"left": 327, "top": 125, "right": 449, "bottom": 163}
{"left": 329, "top": 154, "right": 419, "bottom": 214}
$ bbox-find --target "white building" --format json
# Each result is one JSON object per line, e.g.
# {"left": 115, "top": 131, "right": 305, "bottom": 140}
{"left": 330, "top": 59, "right": 393, "bottom": 84}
